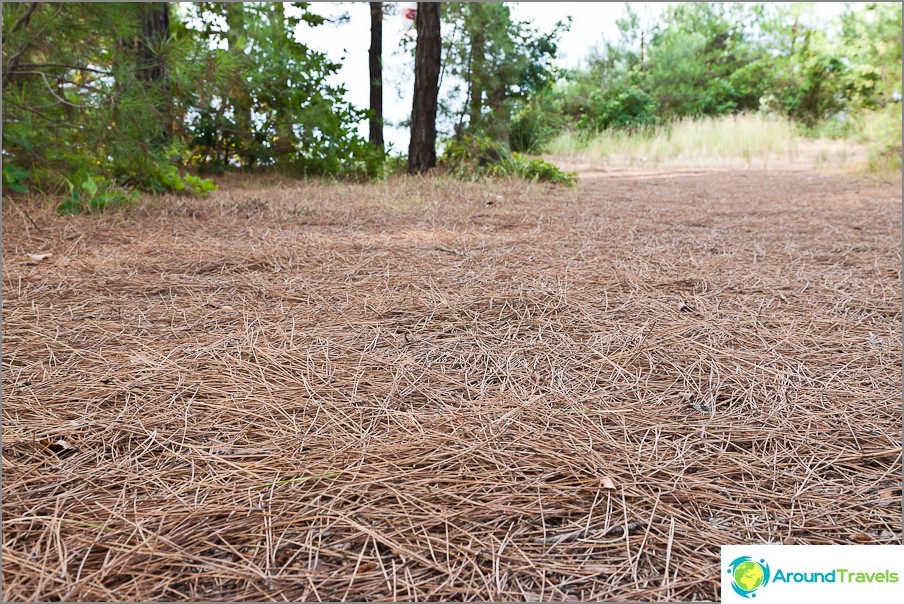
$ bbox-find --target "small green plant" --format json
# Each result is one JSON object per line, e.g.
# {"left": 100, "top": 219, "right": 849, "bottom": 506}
{"left": 183, "top": 174, "right": 218, "bottom": 197}
{"left": 134, "top": 165, "right": 218, "bottom": 197}
{"left": 440, "top": 135, "right": 577, "bottom": 185}
{"left": 441, "top": 136, "right": 511, "bottom": 172}
{"left": 2, "top": 164, "right": 29, "bottom": 193}
{"left": 56, "top": 176, "right": 137, "bottom": 215}
{"left": 499, "top": 153, "right": 578, "bottom": 186}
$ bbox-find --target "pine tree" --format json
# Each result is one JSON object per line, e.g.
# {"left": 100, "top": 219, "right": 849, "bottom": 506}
{"left": 408, "top": 2, "right": 442, "bottom": 174}
{"left": 369, "top": 2, "right": 384, "bottom": 152}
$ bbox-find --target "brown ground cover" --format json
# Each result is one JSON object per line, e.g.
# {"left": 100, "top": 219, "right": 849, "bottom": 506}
{"left": 2, "top": 168, "right": 901, "bottom": 601}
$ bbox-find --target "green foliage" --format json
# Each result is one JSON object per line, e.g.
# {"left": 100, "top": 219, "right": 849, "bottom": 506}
{"left": 848, "top": 105, "right": 903, "bottom": 174}
{"left": 440, "top": 3, "right": 568, "bottom": 143}
{"left": 553, "top": 2, "right": 902, "bottom": 143}
{"left": 577, "top": 85, "right": 659, "bottom": 132}
{"left": 1, "top": 3, "right": 184, "bottom": 194}
{"left": 57, "top": 176, "right": 137, "bottom": 215}
{"left": 177, "top": 2, "right": 384, "bottom": 178}
{"left": 382, "top": 153, "right": 410, "bottom": 177}
{"left": 440, "top": 135, "right": 576, "bottom": 185}
{"left": 183, "top": 174, "right": 218, "bottom": 197}
{"left": 502, "top": 153, "right": 577, "bottom": 186}
{"left": 441, "top": 136, "right": 510, "bottom": 169}
{"left": 509, "top": 101, "right": 562, "bottom": 153}
{"left": 3, "top": 164, "right": 29, "bottom": 193}
{"left": 4, "top": 0, "right": 898, "bottom": 197}
{"left": 2, "top": 1, "right": 385, "bottom": 211}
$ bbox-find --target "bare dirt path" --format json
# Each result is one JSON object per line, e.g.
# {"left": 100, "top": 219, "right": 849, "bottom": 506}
{"left": 2, "top": 169, "right": 901, "bottom": 601}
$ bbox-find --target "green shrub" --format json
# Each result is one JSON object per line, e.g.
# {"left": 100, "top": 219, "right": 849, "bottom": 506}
{"left": 183, "top": 174, "right": 218, "bottom": 197}
{"left": 57, "top": 176, "right": 137, "bottom": 215}
{"left": 496, "top": 153, "right": 577, "bottom": 185}
{"left": 509, "top": 102, "right": 564, "bottom": 153}
{"left": 440, "top": 135, "right": 576, "bottom": 185}
{"left": 578, "top": 85, "right": 660, "bottom": 133}
{"left": 441, "top": 135, "right": 511, "bottom": 171}
{"left": 2, "top": 164, "right": 29, "bottom": 193}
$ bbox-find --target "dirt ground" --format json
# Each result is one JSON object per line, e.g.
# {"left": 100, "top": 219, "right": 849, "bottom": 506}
{"left": 2, "top": 167, "right": 902, "bottom": 601}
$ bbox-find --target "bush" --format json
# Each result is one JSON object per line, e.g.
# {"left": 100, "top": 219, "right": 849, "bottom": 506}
{"left": 53, "top": 167, "right": 217, "bottom": 215}
{"left": 56, "top": 176, "right": 137, "bottom": 215}
{"left": 441, "top": 136, "right": 511, "bottom": 171}
{"left": 2, "top": 164, "right": 29, "bottom": 193}
{"left": 509, "top": 102, "right": 563, "bottom": 153}
{"left": 498, "top": 153, "right": 577, "bottom": 185}
{"left": 577, "top": 85, "right": 660, "bottom": 133}
{"left": 440, "top": 135, "right": 576, "bottom": 185}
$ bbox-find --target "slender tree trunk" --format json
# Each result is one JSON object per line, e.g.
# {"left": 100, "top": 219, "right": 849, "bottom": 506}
{"left": 468, "top": 25, "right": 485, "bottom": 134}
{"left": 136, "top": 3, "right": 171, "bottom": 144}
{"left": 487, "top": 84, "right": 509, "bottom": 145}
{"left": 272, "top": 2, "right": 295, "bottom": 157}
{"left": 408, "top": 2, "right": 441, "bottom": 175}
{"left": 369, "top": 2, "right": 384, "bottom": 152}
{"left": 226, "top": 2, "right": 253, "bottom": 168}
{"left": 456, "top": 41, "right": 472, "bottom": 141}
{"left": 136, "top": 3, "right": 169, "bottom": 84}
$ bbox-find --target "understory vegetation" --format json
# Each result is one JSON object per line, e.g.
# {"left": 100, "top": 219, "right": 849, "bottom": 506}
{"left": 546, "top": 109, "right": 901, "bottom": 172}
{"left": 532, "top": 2, "right": 902, "bottom": 173}
{"left": 1, "top": 2, "right": 900, "bottom": 213}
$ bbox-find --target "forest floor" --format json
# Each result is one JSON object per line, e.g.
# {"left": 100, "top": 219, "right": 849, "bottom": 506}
{"left": 2, "top": 166, "right": 902, "bottom": 601}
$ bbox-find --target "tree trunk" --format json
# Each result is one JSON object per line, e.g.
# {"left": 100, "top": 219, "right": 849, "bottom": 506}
{"left": 225, "top": 2, "right": 254, "bottom": 167}
{"left": 272, "top": 2, "right": 295, "bottom": 157}
{"left": 487, "top": 84, "right": 509, "bottom": 146}
{"left": 408, "top": 2, "right": 441, "bottom": 174}
{"left": 468, "top": 25, "right": 485, "bottom": 134}
{"left": 136, "top": 3, "right": 171, "bottom": 144}
{"left": 369, "top": 2, "right": 384, "bottom": 152}
{"left": 136, "top": 3, "right": 169, "bottom": 84}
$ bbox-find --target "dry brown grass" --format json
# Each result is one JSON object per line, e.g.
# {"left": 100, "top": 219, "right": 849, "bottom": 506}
{"left": 2, "top": 168, "right": 901, "bottom": 601}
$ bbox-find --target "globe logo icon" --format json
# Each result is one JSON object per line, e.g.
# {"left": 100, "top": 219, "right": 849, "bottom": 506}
{"left": 727, "top": 556, "right": 771, "bottom": 598}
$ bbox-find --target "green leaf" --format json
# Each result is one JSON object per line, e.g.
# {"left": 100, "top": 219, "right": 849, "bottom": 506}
{"left": 89, "top": 194, "right": 109, "bottom": 212}
{"left": 81, "top": 176, "right": 98, "bottom": 197}
{"left": 4, "top": 165, "right": 29, "bottom": 182}
{"left": 56, "top": 198, "right": 83, "bottom": 215}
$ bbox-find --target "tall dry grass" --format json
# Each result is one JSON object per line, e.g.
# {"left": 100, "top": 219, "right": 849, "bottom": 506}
{"left": 546, "top": 113, "right": 892, "bottom": 172}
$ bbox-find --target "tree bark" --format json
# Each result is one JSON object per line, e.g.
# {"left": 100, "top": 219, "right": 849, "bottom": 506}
{"left": 225, "top": 2, "right": 254, "bottom": 167}
{"left": 271, "top": 2, "right": 295, "bottom": 156}
{"left": 136, "top": 3, "right": 169, "bottom": 84}
{"left": 467, "top": 23, "right": 485, "bottom": 134}
{"left": 136, "top": 3, "right": 171, "bottom": 144}
{"left": 407, "top": 2, "right": 441, "bottom": 174}
{"left": 369, "top": 2, "right": 384, "bottom": 152}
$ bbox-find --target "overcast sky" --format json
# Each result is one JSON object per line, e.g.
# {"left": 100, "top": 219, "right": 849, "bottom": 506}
{"left": 296, "top": 2, "right": 850, "bottom": 151}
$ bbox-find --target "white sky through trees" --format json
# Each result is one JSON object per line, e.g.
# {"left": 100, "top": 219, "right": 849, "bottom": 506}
{"left": 295, "top": 2, "right": 850, "bottom": 152}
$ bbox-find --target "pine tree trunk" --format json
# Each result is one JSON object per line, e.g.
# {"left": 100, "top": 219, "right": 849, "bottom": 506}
{"left": 408, "top": 2, "right": 441, "bottom": 174}
{"left": 369, "top": 2, "right": 384, "bottom": 152}
{"left": 137, "top": 3, "right": 169, "bottom": 84}
{"left": 272, "top": 2, "right": 295, "bottom": 157}
{"left": 487, "top": 85, "right": 509, "bottom": 146}
{"left": 226, "top": 2, "right": 254, "bottom": 167}
{"left": 136, "top": 3, "right": 171, "bottom": 144}
{"left": 468, "top": 27, "right": 485, "bottom": 134}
